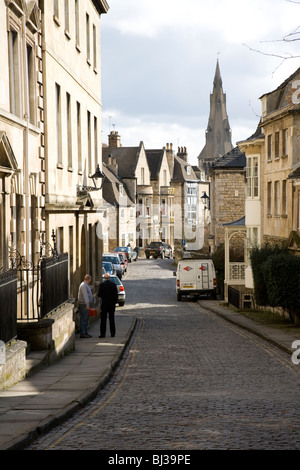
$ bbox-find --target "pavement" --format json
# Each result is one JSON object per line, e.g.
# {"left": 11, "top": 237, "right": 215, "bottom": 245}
{"left": 0, "top": 313, "right": 137, "bottom": 450}
{"left": 0, "top": 300, "right": 299, "bottom": 451}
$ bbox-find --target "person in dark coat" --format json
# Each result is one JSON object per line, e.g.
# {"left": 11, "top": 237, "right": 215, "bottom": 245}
{"left": 98, "top": 273, "right": 118, "bottom": 338}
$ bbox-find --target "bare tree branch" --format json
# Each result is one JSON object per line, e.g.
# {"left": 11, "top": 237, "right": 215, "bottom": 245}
{"left": 243, "top": 43, "right": 300, "bottom": 60}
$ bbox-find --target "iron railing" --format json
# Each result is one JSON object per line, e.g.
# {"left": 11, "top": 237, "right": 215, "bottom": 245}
{"left": 40, "top": 253, "right": 68, "bottom": 317}
{"left": 228, "top": 286, "right": 240, "bottom": 309}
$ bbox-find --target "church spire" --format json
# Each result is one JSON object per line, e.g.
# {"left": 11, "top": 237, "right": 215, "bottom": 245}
{"left": 198, "top": 60, "right": 233, "bottom": 176}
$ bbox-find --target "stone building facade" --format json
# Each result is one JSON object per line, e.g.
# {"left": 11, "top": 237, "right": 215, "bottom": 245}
{"left": 0, "top": 0, "right": 43, "bottom": 273}
{"left": 209, "top": 146, "right": 246, "bottom": 252}
{"left": 41, "top": 0, "right": 109, "bottom": 298}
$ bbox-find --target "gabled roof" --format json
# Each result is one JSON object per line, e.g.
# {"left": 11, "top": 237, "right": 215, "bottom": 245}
{"left": 102, "top": 163, "right": 134, "bottom": 207}
{"left": 210, "top": 146, "right": 246, "bottom": 170}
{"left": 102, "top": 143, "right": 144, "bottom": 179}
{"left": 172, "top": 154, "right": 198, "bottom": 182}
{"left": 260, "top": 66, "right": 300, "bottom": 114}
{"left": 145, "top": 149, "right": 164, "bottom": 180}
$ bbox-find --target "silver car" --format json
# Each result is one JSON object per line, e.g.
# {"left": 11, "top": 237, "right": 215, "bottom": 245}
{"left": 102, "top": 253, "right": 123, "bottom": 279}
{"left": 102, "top": 274, "right": 126, "bottom": 306}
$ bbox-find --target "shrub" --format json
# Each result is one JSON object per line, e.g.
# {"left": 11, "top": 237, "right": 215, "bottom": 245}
{"left": 262, "top": 252, "right": 300, "bottom": 322}
{"left": 249, "top": 244, "right": 289, "bottom": 307}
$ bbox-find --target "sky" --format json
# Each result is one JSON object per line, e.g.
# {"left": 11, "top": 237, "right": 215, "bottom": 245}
{"left": 100, "top": 0, "right": 300, "bottom": 166}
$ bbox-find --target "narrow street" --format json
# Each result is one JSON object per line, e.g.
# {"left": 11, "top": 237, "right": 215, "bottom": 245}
{"left": 28, "top": 258, "right": 300, "bottom": 450}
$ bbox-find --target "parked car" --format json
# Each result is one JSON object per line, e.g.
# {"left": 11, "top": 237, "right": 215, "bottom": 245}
{"left": 102, "top": 253, "right": 123, "bottom": 279}
{"left": 114, "top": 246, "right": 137, "bottom": 262}
{"left": 102, "top": 274, "right": 126, "bottom": 306}
{"left": 116, "top": 252, "right": 128, "bottom": 273}
{"left": 102, "top": 266, "right": 106, "bottom": 276}
{"left": 145, "top": 241, "right": 173, "bottom": 259}
{"left": 102, "top": 261, "right": 115, "bottom": 276}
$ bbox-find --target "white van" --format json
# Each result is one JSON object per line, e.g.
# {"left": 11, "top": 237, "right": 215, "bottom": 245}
{"left": 175, "top": 257, "right": 217, "bottom": 301}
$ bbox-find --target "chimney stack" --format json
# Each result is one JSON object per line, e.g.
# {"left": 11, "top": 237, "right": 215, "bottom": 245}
{"left": 108, "top": 130, "right": 121, "bottom": 148}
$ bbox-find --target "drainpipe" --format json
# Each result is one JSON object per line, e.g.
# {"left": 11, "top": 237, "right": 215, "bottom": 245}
{"left": 22, "top": 13, "right": 30, "bottom": 316}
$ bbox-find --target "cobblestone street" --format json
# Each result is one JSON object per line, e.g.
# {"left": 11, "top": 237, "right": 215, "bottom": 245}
{"left": 28, "top": 258, "right": 300, "bottom": 450}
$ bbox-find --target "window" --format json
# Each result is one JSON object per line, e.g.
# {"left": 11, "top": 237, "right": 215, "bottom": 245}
{"left": 267, "top": 182, "right": 272, "bottom": 215}
{"left": 58, "top": 227, "right": 64, "bottom": 254}
{"left": 267, "top": 135, "right": 272, "bottom": 161}
{"left": 77, "top": 101, "right": 82, "bottom": 171}
{"left": 87, "top": 111, "right": 91, "bottom": 174}
{"left": 94, "top": 116, "right": 98, "bottom": 166}
{"left": 146, "top": 198, "right": 151, "bottom": 216}
{"left": 66, "top": 93, "right": 72, "bottom": 168}
{"left": 141, "top": 167, "right": 144, "bottom": 185}
{"left": 186, "top": 183, "right": 198, "bottom": 226}
{"left": 86, "top": 13, "right": 90, "bottom": 64}
{"left": 138, "top": 198, "right": 143, "bottom": 216}
{"left": 248, "top": 227, "right": 259, "bottom": 248}
{"left": 163, "top": 169, "right": 167, "bottom": 186}
{"left": 26, "top": 43, "right": 37, "bottom": 125}
{"left": 75, "top": 0, "right": 80, "bottom": 49}
{"left": 161, "top": 198, "right": 166, "bottom": 216}
{"left": 93, "top": 24, "right": 97, "bottom": 71}
{"left": 246, "top": 156, "right": 259, "bottom": 198}
{"left": 282, "top": 128, "right": 288, "bottom": 157}
{"left": 64, "top": 0, "right": 70, "bottom": 36}
{"left": 53, "top": 0, "right": 60, "bottom": 22}
{"left": 274, "top": 181, "right": 280, "bottom": 216}
{"left": 274, "top": 132, "right": 280, "bottom": 159}
{"left": 55, "top": 83, "right": 62, "bottom": 165}
{"left": 8, "top": 29, "right": 21, "bottom": 117}
{"left": 282, "top": 180, "right": 287, "bottom": 216}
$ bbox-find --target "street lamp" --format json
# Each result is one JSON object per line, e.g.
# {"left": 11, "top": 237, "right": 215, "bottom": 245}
{"left": 77, "top": 164, "right": 105, "bottom": 195}
{"left": 201, "top": 191, "right": 210, "bottom": 209}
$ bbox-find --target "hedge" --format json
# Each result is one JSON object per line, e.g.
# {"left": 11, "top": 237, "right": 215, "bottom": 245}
{"left": 250, "top": 244, "right": 300, "bottom": 322}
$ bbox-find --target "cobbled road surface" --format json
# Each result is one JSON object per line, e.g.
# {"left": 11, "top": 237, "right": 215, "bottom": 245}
{"left": 28, "top": 258, "right": 300, "bottom": 450}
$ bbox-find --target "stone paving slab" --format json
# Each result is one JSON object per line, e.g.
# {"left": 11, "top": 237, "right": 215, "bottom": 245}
{"left": 0, "top": 314, "right": 137, "bottom": 450}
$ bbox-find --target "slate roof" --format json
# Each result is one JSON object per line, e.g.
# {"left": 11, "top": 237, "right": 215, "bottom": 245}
{"left": 210, "top": 146, "right": 246, "bottom": 170}
{"left": 288, "top": 165, "right": 300, "bottom": 180}
{"left": 102, "top": 145, "right": 141, "bottom": 178}
{"left": 172, "top": 155, "right": 198, "bottom": 182}
{"left": 145, "top": 149, "right": 164, "bottom": 180}
{"left": 221, "top": 216, "right": 245, "bottom": 226}
{"left": 102, "top": 163, "right": 134, "bottom": 207}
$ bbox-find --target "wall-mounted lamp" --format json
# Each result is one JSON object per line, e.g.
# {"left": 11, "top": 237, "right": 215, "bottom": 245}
{"left": 77, "top": 164, "right": 105, "bottom": 195}
{"left": 201, "top": 191, "right": 210, "bottom": 209}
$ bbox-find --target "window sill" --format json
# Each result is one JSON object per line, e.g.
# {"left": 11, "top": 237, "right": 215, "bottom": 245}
{"left": 53, "top": 15, "right": 60, "bottom": 27}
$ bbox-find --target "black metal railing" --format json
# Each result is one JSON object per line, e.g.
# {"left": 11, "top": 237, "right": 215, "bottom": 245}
{"left": 40, "top": 253, "right": 69, "bottom": 317}
{"left": 0, "top": 269, "right": 17, "bottom": 344}
{"left": 228, "top": 286, "right": 240, "bottom": 309}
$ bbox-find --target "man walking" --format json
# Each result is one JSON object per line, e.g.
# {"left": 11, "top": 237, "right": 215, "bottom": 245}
{"left": 78, "top": 274, "right": 93, "bottom": 338}
{"left": 98, "top": 273, "right": 118, "bottom": 338}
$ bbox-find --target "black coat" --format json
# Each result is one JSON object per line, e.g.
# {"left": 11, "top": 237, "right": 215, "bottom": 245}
{"left": 98, "top": 280, "right": 118, "bottom": 309}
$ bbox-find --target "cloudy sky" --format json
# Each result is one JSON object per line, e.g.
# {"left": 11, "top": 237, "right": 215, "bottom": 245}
{"left": 100, "top": 0, "right": 300, "bottom": 166}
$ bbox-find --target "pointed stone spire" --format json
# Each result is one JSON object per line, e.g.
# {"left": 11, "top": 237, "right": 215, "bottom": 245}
{"left": 198, "top": 60, "right": 233, "bottom": 176}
